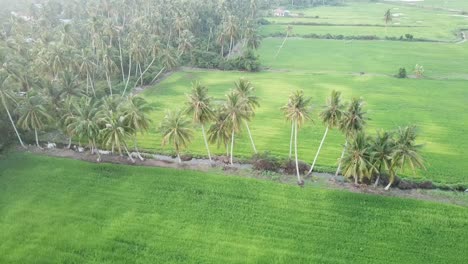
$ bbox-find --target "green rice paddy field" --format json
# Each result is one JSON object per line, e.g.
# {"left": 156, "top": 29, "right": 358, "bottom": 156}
{"left": 262, "top": 2, "right": 468, "bottom": 41}
{"left": 0, "top": 153, "right": 467, "bottom": 263}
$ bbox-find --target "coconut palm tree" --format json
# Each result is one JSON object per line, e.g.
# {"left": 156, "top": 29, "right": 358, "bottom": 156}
{"left": 66, "top": 97, "right": 101, "bottom": 161}
{"left": 16, "top": 92, "right": 52, "bottom": 148}
{"left": 384, "top": 9, "right": 393, "bottom": 35}
{"left": 341, "top": 131, "right": 375, "bottom": 185}
{"left": 159, "top": 110, "right": 193, "bottom": 163}
{"left": 186, "top": 81, "right": 215, "bottom": 161}
{"left": 307, "top": 90, "right": 345, "bottom": 176}
{"left": 0, "top": 73, "right": 26, "bottom": 148}
{"left": 281, "top": 90, "right": 312, "bottom": 185}
{"left": 336, "top": 98, "right": 367, "bottom": 177}
{"left": 385, "top": 126, "right": 425, "bottom": 190}
{"left": 99, "top": 106, "right": 135, "bottom": 163}
{"left": 234, "top": 78, "right": 259, "bottom": 154}
{"left": 208, "top": 110, "right": 232, "bottom": 157}
{"left": 370, "top": 130, "right": 395, "bottom": 187}
{"left": 122, "top": 95, "right": 151, "bottom": 161}
{"left": 223, "top": 91, "right": 250, "bottom": 165}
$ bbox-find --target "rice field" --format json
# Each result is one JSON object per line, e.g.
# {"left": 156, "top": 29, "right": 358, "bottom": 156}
{"left": 1, "top": 153, "right": 467, "bottom": 263}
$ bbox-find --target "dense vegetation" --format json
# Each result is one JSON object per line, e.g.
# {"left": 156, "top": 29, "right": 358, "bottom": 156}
{"left": 1, "top": 153, "right": 467, "bottom": 263}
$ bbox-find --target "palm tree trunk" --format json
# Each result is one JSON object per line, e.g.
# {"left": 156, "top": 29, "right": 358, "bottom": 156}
{"left": 177, "top": 153, "right": 181, "bottom": 164}
{"left": 229, "top": 35, "right": 233, "bottom": 57}
{"left": 133, "top": 136, "right": 144, "bottom": 161}
{"left": 118, "top": 36, "right": 125, "bottom": 82}
{"left": 384, "top": 171, "right": 395, "bottom": 190}
{"left": 335, "top": 140, "right": 348, "bottom": 177}
{"left": 93, "top": 139, "right": 101, "bottom": 162}
{"left": 294, "top": 120, "right": 302, "bottom": 185}
{"left": 122, "top": 53, "right": 132, "bottom": 96}
{"left": 230, "top": 130, "right": 235, "bottom": 165}
{"left": 374, "top": 174, "right": 381, "bottom": 187}
{"left": 289, "top": 122, "right": 294, "bottom": 159}
{"left": 124, "top": 144, "right": 135, "bottom": 163}
{"left": 307, "top": 126, "right": 329, "bottom": 176}
{"left": 67, "top": 137, "right": 72, "bottom": 149}
{"left": 201, "top": 124, "right": 212, "bottom": 161}
{"left": 35, "top": 129, "right": 42, "bottom": 149}
{"left": 134, "top": 57, "right": 156, "bottom": 89}
{"left": 105, "top": 71, "right": 112, "bottom": 95}
{"left": 274, "top": 32, "right": 289, "bottom": 59}
{"left": 207, "top": 28, "right": 212, "bottom": 51}
{"left": 244, "top": 120, "right": 257, "bottom": 154}
{"left": 2, "top": 101, "right": 26, "bottom": 148}
{"left": 149, "top": 67, "right": 166, "bottom": 85}
{"left": 88, "top": 70, "right": 96, "bottom": 97}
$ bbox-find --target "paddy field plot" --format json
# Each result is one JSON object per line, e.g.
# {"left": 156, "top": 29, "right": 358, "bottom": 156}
{"left": 0, "top": 153, "right": 467, "bottom": 263}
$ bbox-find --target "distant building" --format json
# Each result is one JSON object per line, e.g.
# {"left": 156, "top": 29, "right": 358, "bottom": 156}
{"left": 274, "top": 8, "right": 285, "bottom": 17}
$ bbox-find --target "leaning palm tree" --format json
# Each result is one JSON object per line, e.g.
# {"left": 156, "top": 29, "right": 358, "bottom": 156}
{"left": 185, "top": 81, "right": 215, "bottom": 161}
{"left": 16, "top": 92, "right": 52, "bottom": 148}
{"left": 336, "top": 98, "right": 367, "bottom": 177}
{"left": 0, "top": 73, "right": 26, "bottom": 148}
{"left": 275, "top": 25, "right": 293, "bottom": 59}
{"left": 223, "top": 92, "right": 250, "bottom": 165}
{"left": 159, "top": 110, "right": 193, "bottom": 163}
{"left": 234, "top": 78, "right": 259, "bottom": 154}
{"left": 370, "top": 130, "right": 395, "bottom": 187}
{"left": 122, "top": 96, "right": 151, "bottom": 161}
{"left": 307, "top": 90, "right": 345, "bottom": 176}
{"left": 341, "top": 131, "right": 375, "bottom": 185}
{"left": 385, "top": 126, "right": 425, "bottom": 190}
{"left": 281, "top": 90, "right": 312, "bottom": 185}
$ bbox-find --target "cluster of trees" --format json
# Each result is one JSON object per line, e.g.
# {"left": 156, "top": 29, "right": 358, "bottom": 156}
{"left": 282, "top": 90, "right": 425, "bottom": 189}
{"left": 159, "top": 78, "right": 258, "bottom": 164}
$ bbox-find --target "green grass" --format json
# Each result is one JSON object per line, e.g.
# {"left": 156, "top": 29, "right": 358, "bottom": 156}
{"left": 259, "top": 38, "right": 468, "bottom": 79}
{"left": 265, "top": 2, "right": 468, "bottom": 41}
{"left": 1, "top": 153, "right": 467, "bottom": 263}
{"left": 138, "top": 70, "right": 468, "bottom": 185}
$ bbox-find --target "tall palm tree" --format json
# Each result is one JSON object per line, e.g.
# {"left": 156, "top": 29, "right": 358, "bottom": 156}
{"left": 234, "top": 78, "right": 259, "bottom": 154}
{"left": 223, "top": 91, "right": 249, "bottom": 165}
{"left": 307, "top": 90, "right": 345, "bottom": 176}
{"left": 341, "top": 131, "right": 375, "bottom": 185}
{"left": 384, "top": 9, "right": 393, "bottom": 35}
{"left": 122, "top": 95, "right": 151, "bottom": 161}
{"left": 336, "top": 98, "right": 367, "bottom": 177}
{"left": 275, "top": 25, "right": 293, "bottom": 59}
{"left": 159, "top": 110, "right": 193, "bottom": 163}
{"left": 385, "top": 126, "right": 425, "bottom": 190}
{"left": 370, "top": 130, "right": 395, "bottom": 187}
{"left": 0, "top": 73, "right": 26, "bottom": 148}
{"left": 16, "top": 92, "right": 52, "bottom": 148}
{"left": 185, "top": 81, "right": 215, "bottom": 161}
{"left": 282, "top": 90, "right": 312, "bottom": 185}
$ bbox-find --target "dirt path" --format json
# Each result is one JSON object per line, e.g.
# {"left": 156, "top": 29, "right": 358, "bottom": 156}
{"left": 21, "top": 147, "right": 468, "bottom": 207}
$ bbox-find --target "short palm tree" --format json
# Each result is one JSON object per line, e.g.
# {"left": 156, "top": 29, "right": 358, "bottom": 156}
{"left": 185, "top": 81, "right": 215, "bottom": 161}
{"left": 336, "top": 98, "right": 367, "bottom": 177}
{"left": 384, "top": 9, "right": 393, "bottom": 35}
{"left": 159, "top": 110, "right": 193, "bottom": 163}
{"left": 99, "top": 108, "right": 135, "bottom": 163}
{"left": 223, "top": 91, "right": 250, "bottom": 165}
{"left": 385, "top": 126, "right": 425, "bottom": 190}
{"left": 234, "top": 78, "right": 259, "bottom": 154}
{"left": 307, "top": 90, "right": 344, "bottom": 176}
{"left": 16, "top": 92, "right": 52, "bottom": 148}
{"left": 66, "top": 97, "right": 101, "bottom": 161}
{"left": 281, "top": 90, "right": 312, "bottom": 185}
{"left": 122, "top": 96, "right": 151, "bottom": 161}
{"left": 208, "top": 110, "right": 232, "bottom": 157}
{"left": 0, "top": 73, "right": 26, "bottom": 148}
{"left": 370, "top": 130, "right": 395, "bottom": 187}
{"left": 341, "top": 132, "right": 375, "bottom": 185}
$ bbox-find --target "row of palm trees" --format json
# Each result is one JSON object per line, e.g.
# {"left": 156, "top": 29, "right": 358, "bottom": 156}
{"left": 160, "top": 78, "right": 259, "bottom": 165}
{"left": 282, "top": 89, "right": 425, "bottom": 189}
